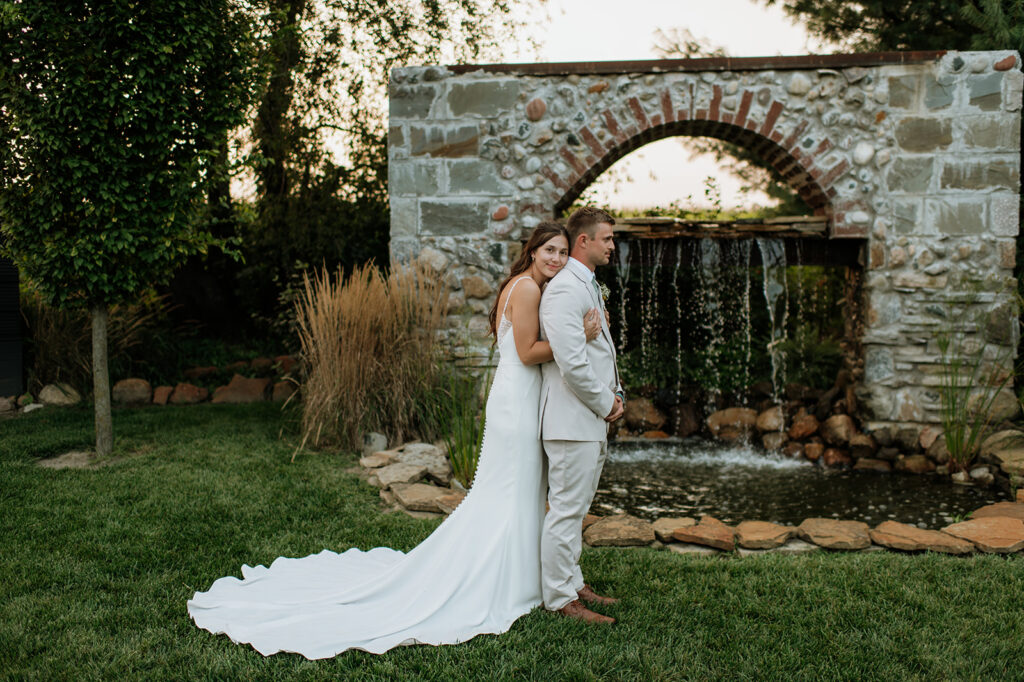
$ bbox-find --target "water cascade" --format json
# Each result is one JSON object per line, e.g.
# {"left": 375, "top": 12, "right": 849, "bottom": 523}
{"left": 756, "top": 238, "right": 789, "bottom": 404}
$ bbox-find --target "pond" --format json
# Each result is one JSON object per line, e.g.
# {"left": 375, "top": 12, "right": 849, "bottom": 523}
{"left": 593, "top": 439, "right": 1010, "bottom": 529}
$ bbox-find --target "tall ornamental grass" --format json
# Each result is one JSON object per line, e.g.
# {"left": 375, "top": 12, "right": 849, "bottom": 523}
{"left": 295, "top": 261, "right": 450, "bottom": 454}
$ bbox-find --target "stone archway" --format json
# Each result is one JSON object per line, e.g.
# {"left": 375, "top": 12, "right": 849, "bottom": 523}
{"left": 388, "top": 51, "right": 1023, "bottom": 431}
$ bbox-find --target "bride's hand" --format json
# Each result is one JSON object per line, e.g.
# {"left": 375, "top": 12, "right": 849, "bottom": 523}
{"left": 583, "top": 308, "right": 601, "bottom": 341}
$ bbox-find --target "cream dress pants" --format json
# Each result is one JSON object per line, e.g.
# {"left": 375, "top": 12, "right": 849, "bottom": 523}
{"left": 540, "top": 438, "right": 608, "bottom": 610}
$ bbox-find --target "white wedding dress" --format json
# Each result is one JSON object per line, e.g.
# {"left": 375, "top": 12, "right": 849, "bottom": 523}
{"left": 187, "top": 278, "right": 546, "bottom": 659}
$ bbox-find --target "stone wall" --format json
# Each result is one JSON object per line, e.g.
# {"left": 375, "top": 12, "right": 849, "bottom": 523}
{"left": 388, "top": 52, "right": 1023, "bottom": 430}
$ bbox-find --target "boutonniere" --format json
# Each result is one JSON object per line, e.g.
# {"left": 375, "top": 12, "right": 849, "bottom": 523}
{"left": 598, "top": 281, "right": 610, "bottom": 302}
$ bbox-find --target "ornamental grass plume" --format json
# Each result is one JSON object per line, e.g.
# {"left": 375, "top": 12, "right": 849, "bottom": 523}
{"left": 294, "top": 261, "right": 450, "bottom": 457}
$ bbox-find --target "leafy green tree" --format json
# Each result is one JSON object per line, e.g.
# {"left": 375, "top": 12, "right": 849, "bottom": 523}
{"left": 0, "top": 0, "right": 262, "bottom": 454}
{"left": 181, "top": 0, "right": 532, "bottom": 343}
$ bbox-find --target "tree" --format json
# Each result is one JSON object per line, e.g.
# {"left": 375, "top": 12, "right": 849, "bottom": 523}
{"left": 0, "top": 0, "right": 262, "bottom": 455}
{"left": 173, "top": 0, "right": 532, "bottom": 343}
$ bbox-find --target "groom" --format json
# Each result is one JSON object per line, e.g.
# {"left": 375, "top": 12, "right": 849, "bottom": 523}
{"left": 538, "top": 206, "right": 624, "bottom": 625}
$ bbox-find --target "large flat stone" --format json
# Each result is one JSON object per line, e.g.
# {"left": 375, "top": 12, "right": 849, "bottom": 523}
{"left": 797, "top": 518, "right": 871, "bottom": 550}
{"left": 736, "top": 521, "right": 794, "bottom": 549}
{"left": 389, "top": 83, "right": 438, "bottom": 118}
{"left": 895, "top": 118, "right": 952, "bottom": 152}
{"left": 926, "top": 197, "right": 988, "bottom": 235}
{"left": 969, "top": 72, "right": 1003, "bottom": 110}
{"left": 887, "top": 157, "right": 934, "bottom": 193}
{"left": 375, "top": 463, "right": 428, "bottom": 488}
{"left": 389, "top": 162, "right": 441, "bottom": 195}
{"left": 940, "top": 159, "right": 1019, "bottom": 191}
{"left": 419, "top": 199, "right": 490, "bottom": 236}
{"left": 583, "top": 514, "right": 656, "bottom": 547}
{"left": 971, "top": 502, "right": 1024, "bottom": 521}
{"left": 962, "top": 116, "right": 1021, "bottom": 148}
{"left": 988, "top": 448, "right": 1024, "bottom": 475}
{"left": 409, "top": 124, "right": 479, "bottom": 157}
{"left": 360, "top": 451, "right": 397, "bottom": 468}
{"left": 667, "top": 543, "right": 723, "bottom": 556}
{"left": 391, "top": 482, "right": 448, "bottom": 512}
{"left": 942, "top": 517, "right": 1024, "bottom": 553}
{"left": 447, "top": 159, "right": 507, "bottom": 194}
{"left": 211, "top": 374, "right": 270, "bottom": 404}
{"left": 393, "top": 443, "right": 452, "bottom": 485}
{"left": 435, "top": 490, "right": 467, "bottom": 514}
{"left": 651, "top": 517, "right": 696, "bottom": 543}
{"left": 673, "top": 516, "right": 735, "bottom": 551}
{"left": 869, "top": 521, "right": 974, "bottom": 554}
{"left": 447, "top": 80, "right": 519, "bottom": 117}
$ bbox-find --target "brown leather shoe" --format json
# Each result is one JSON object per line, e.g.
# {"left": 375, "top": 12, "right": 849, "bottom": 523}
{"left": 578, "top": 584, "right": 619, "bottom": 606}
{"left": 556, "top": 599, "right": 615, "bottom": 625}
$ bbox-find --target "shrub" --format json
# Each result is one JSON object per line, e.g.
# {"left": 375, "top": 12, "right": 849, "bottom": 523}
{"left": 295, "top": 261, "right": 450, "bottom": 453}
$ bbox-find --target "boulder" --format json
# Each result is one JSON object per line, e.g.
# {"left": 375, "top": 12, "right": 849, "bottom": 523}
{"left": 782, "top": 441, "right": 804, "bottom": 458}
{"left": 762, "top": 432, "right": 788, "bottom": 451}
{"left": 211, "top": 374, "right": 271, "bottom": 404}
{"left": 651, "top": 517, "right": 696, "bottom": 542}
{"left": 894, "top": 427, "right": 921, "bottom": 452}
{"left": 869, "top": 521, "right": 974, "bottom": 554}
{"left": 853, "top": 458, "right": 892, "bottom": 473}
{"left": 582, "top": 513, "right": 601, "bottom": 530}
{"left": 375, "top": 463, "right": 428, "bottom": 488}
{"left": 804, "top": 442, "right": 824, "bottom": 462}
{"left": 271, "top": 381, "right": 298, "bottom": 403}
{"left": 642, "top": 430, "right": 670, "bottom": 439}
{"left": 359, "top": 451, "right": 397, "bottom": 468}
{"left": 895, "top": 454, "right": 935, "bottom": 474}
{"left": 822, "top": 448, "right": 852, "bottom": 468}
{"left": 624, "top": 398, "right": 667, "bottom": 432}
{"left": 667, "top": 543, "right": 722, "bottom": 556}
{"left": 183, "top": 365, "right": 218, "bottom": 380}
{"left": 788, "top": 413, "right": 820, "bottom": 440}
{"left": 918, "top": 426, "right": 942, "bottom": 451}
{"left": 274, "top": 355, "right": 298, "bottom": 374}
{"left": 735, "top": 520, "right": 794, "bottom": 549}
{"left": 583, "top": 514, "right": 656, "bottom": 547}
{"left": 223, "top": 360, "right": 249, "bottom": 373}
{"left": 152, "top": 386, "right": 173, "bottom": 406}
{"left": 848, "top": 433, "right": 877, "bottom": 459}
{"left": 797, "top": 518, "right": 871, "bottom": 550}
{"left": 391, "top": 482, "right": 448, "bottom": 512}
{"left": 169, "top": 383, "right": 209, "bottom": 404}
{"left": 435, "top": 490, "right": 467, "bottom": 514}
{"left": 1018, "top": 489, "right": 1024, "bottom": 504}
{"left": 0, "top": 396, "right": 14, "bottom": 413}
{"left": 706, "top": 408, "right": 757, "bottom": 440}
{"left": 362, "top": 432, "right": 388, "bottom": 456}
{"left": 39, "top": 383, "right": 81, "bottom": 406}
{"left": 821, "top": 414, "right": 856, "bottom": 446}
{"left": 942, "top": 517, "right": 1024, "bottom": 553}
{"left": 670, "top": 403, "right": 701, "bottom": 438}
{"left": 980, "top": 429, "right": 1024, "bottom": 458}
{"left": 250, "top": 356, "right": 274, "bottom": 372}
{"left": 987, "top": 447, "right": 1024, "bottom": 476}
{"left": 394, "top": 442, "right": 452, "bottom": 485}
{"left": 673, "top": 516, "right": 735, "bottom": 551}
{"left": 112, "top": 378, "right": 152, "bottom": 406}
{"left": 756, "top": 406, "right": 785, "bottom": 432}
{"left": 971, "top": 502, "right": 1024, "bottom": 521}
{"left": 927, "top": 437, "right": 950, "bottom": 464}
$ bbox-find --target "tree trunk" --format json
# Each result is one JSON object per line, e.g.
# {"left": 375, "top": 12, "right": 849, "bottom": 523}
{"left": 91, "top": 304, "right": 113, "bottom": 456}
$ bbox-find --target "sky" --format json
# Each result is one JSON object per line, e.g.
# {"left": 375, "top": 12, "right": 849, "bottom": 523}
{"left": 513, "top": 0, "right": 828, "bottom": 210}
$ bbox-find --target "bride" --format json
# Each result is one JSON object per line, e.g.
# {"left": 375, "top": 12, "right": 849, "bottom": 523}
{"left": 187, "top": 221, "right": 602, "bottom": 659}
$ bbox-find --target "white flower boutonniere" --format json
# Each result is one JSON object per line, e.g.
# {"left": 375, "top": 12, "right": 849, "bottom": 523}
{"left": 598, "top": 281, "right": 610, "bottom": 303}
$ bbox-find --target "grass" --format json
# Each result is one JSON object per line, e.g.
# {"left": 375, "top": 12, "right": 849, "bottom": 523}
{"left": 2, "top": 404, "right": 1023, "bottom": 681}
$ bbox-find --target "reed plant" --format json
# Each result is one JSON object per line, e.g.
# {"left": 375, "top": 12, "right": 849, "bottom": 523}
{"left": 294, "top": 261, "right": 450, "bottom": 455}
{"left": 937, "top": 278, "right": 1016, "bottom": 471}
{"left": 429, "top": 353, "right": 494, "bottom": 488}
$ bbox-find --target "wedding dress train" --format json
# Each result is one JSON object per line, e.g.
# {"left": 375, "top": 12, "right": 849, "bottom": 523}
{"left": 187, "top": 279, "right": 545, "bottom": 659}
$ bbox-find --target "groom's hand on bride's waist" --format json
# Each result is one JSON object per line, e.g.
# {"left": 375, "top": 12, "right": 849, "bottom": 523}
{"left": 605, "top": 395, "right": 624, "bottom": 422}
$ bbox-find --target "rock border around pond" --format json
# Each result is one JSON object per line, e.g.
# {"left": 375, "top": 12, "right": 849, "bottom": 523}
{"left": 361, "top": 437, "right": 1024, "bottom": 558}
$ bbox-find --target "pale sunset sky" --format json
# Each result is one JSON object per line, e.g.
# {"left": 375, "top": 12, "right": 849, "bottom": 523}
{"left": 512, "top": 0, "right": 828, "bottom": 210}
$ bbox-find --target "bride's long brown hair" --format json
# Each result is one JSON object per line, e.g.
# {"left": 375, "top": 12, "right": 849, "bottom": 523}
{"left": 488, "top": 221, "right": 569, "bottom": 339}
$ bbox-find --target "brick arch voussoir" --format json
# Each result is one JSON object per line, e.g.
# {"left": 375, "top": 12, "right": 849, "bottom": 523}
{"left": 552, "top": 114, "right": 840, "bottom": 218}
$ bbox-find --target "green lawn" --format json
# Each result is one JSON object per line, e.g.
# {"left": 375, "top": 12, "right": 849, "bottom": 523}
{"left": 2, "top": 404, "right": 1022, "bottom": 681}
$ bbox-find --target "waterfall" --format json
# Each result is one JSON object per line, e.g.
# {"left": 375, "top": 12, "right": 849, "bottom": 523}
{"left": 641, "top": 241, "right": 665, "bottom": 380}
{"left": 672, "top": 241, "right": 683, "bottom": 407}
{"left": 614, "top": 241, "right": 631, "bottom": 353}
{"left": 695, "top": 238, "right": 724, "bottom": 413}
{"left": 756, "top": 238, "right": 789, "bottom": 404}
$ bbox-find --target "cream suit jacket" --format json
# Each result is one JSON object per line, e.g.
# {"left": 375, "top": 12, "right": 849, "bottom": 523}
{"left": 538, "top": 263, "right": 621, "bottom": 442}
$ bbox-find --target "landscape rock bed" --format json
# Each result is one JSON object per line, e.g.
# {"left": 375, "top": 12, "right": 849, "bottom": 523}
{"left": 361, "top": 435, "right": 1024, "bottom": 557}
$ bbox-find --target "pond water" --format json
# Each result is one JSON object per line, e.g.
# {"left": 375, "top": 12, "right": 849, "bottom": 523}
{"left": 592, "top": 439, "right": 1010, "bottom": 529}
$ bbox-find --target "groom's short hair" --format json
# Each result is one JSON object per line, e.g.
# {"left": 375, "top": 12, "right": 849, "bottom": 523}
{"left": 566, "top": 206, "right": 615, "bottom": 247}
